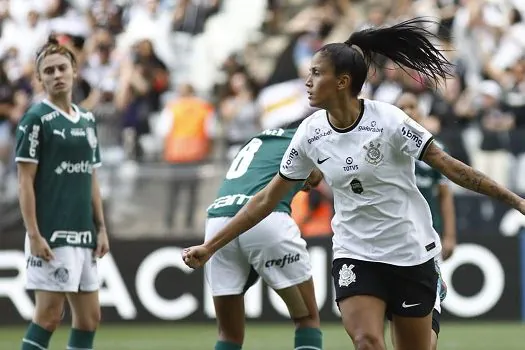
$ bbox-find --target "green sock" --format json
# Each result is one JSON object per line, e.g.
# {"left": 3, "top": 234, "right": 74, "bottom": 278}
{"left": 295, "top": 327, "right": 323, "bottom": 350}
{"left": 21, "top": 322, "right": 53, "bottom": 350}
{"left": 67, "top": 328, "right": 95, "bottom": 350}
{"left": 215, "top": 340, "right": 242, "bottom": 350}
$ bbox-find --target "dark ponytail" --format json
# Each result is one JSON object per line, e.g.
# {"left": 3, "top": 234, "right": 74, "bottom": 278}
{"left": 347, "top": 18, "right": 453, "bottom": 84}
{"left": 318, "top": 18, "right": 454, "bottom": 96}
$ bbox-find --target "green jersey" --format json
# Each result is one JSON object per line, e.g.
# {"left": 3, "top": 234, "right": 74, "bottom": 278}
{"left": 207, "top": 128, "right": 304, "bottom": 218}
{"left": 15, "top": 99, "right": 101, "bottom": 249}
{"left": 415, "top": 141, "right": 447, "bottom": 233}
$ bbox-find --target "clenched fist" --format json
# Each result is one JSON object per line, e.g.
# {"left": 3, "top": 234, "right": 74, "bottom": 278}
{"left": 182, "top": 245, "right": 212, "bottom": 269}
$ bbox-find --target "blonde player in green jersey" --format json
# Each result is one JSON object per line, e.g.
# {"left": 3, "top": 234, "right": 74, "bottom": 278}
{"left": 16, "top": 36, "right": 109, "bottom": 350}
{"left": 204, "top": 123, "right": 324, "bottom": 350}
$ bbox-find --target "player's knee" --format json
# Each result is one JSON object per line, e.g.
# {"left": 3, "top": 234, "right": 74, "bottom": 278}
{"left": 73, "top": 307, "right": 101, "bottom": 330}
{"left": 33, "top": 306, "right": 63, "bottom": 331}
{"left": 276, "top": 283, "right": 315, "bottom": 322}
{"left": 353, "top": 332, "right": 385, "bottom": 350}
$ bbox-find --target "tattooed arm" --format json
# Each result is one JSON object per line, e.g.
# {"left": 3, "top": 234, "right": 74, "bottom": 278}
{"left": 422, "top": 142, "right": 525, "bottom": 213}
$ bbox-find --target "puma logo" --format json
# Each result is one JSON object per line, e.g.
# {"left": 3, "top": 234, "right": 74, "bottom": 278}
{"left": 53, "top": 129, "right": 66, "bottom": 139}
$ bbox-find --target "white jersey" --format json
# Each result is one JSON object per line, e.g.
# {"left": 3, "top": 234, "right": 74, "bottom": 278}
{"left": 279, "top": 99, "right": 442, "bottom": 266}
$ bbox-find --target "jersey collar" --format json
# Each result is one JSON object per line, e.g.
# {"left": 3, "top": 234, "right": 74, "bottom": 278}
{"left": 326, "top": 99, "right": 365, "bottom": 133}
{"left": 43, "top": 99, "right": 80, "bottom": 124}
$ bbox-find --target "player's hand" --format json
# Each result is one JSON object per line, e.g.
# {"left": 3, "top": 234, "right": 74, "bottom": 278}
{"left": 441, "top": 235, "right": 456, "bottom": 260}
{"left": 182, "top": 245, "right": 212, "bottom": 269}
{"left": 94, "top": 228, "right": 110, "bottom": 258}
{"left": 29, "top": 235, "right": 55, "bottom": 262}
{"left": 302, "top": 169, "right": 324, "bottom": 192}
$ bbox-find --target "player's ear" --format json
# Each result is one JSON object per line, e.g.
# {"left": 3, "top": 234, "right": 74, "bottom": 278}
{"left": 337, "top": 74, "right": 350, "bottom": 91}
{"left": 72, "top": 64, "right": 78, "bottom": 80}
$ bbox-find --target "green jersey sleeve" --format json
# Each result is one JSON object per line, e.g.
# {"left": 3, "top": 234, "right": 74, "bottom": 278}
{"left": 15, "top": 113, "right": 43, "bottom": 164}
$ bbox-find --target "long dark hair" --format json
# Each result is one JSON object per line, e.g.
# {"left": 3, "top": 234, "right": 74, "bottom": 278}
{"left": 319, "top": 18, "right": 454, "bottom": 96}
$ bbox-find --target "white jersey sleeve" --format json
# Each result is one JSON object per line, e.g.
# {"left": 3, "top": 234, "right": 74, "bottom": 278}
{"left": 279, "top": 121, "right": 315, "bottom": 181}
{"left": 391, "top": 108, "right": 434, "bottom": 160}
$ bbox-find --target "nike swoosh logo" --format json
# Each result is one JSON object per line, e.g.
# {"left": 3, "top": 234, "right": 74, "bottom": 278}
{"left": 317, "top": 157, "right": 330, "bottom": 164}
{"left": 402, "top": 302, "right": 421, "bottom": 308}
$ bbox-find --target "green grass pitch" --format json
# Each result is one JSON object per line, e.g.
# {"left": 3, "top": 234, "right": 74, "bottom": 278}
{"left": 1, "top": 322, "right": 523, "bottom": 349}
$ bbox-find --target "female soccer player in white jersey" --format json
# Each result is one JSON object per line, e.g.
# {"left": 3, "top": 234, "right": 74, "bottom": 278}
{"left": 183, "top": 18, "right": 525, "bottom": 350}
{"left": 15, "top": 36, "right": 109, "bottom": 350}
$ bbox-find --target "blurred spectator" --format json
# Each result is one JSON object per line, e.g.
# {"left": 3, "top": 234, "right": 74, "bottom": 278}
{"left": 0, "top": 56, "right": 28, "bottom": 192}
{"left": 88, "top": 0, "right": 124, "bottom": 34}
{"left": 452, "top": 0, "right": 506, "bottom": 89}
{"left": 263, "top": 0, "right": 282, "bottom": 34}
{"left": 116, "top": 38, "right": 169, "bottom": 160}
{"left": 0, "top": 6, "right": 49, "bottom": 76}
{"left": 0, "top": 60, "right": 13, "bottom": 172}
{"left": 505, "top": 57, "right": 525, "bottom": 157}
{"left": 218, "top": 71, "right": 260, "bottom": 160}
{"left": 471, "top": 80, "right": 515, "bottom": 187}
{"left": 172, "top": 0, "right": 221, "bottom": 35}
{"left": 157, "top": 83, "right": 214, "bottom": 232}
{"left": 291, "top": 181, "right": 333, "bottom": 237}
{"left": 82, "top": 28, "right": 121, "bottom": 148}
{"left": 356, "top": 2, "right": 389, "bottom": 30}
{"left": 285, "top": 0, "right": 341, "bottom": 36}
{"left": 372, "top": 60, "right": 404, "bottom": 104}
{"left": 485, "top": 6, "right": 525, "bottom": 85}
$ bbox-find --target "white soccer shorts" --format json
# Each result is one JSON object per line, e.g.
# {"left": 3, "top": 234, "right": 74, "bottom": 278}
{"left": 24, "top": 235, "right": 99, "bottom": 293}
{"left": 205, "top": 212, "right": 312, "bottom": 296}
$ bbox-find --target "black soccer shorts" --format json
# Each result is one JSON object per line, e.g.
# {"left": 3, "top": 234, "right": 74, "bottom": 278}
{"left": 332, "top": 257, "right": 438, "bottom": 318}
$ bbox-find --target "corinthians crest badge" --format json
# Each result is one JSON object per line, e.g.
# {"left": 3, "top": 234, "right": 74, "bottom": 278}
{"left": 338, "top": 264, "right": 356, "bottom": 287}
{"left": 364, "top": 141, "right": 383, "bottom": 165}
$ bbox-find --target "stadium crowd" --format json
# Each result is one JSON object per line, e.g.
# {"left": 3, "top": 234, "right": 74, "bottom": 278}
{"left": 0, "top": 0, "right": 524, "bottom": 235}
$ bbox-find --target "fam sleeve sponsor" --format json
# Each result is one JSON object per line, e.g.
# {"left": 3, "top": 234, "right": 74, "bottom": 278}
{"left": 392, "top": 111, "right": 434, "bottom": 160}
{"left": 15, "top": 114, "right": 43, "bottom": 163}
{"left": 279, "top": 122, "right": 315, "bottom": 181}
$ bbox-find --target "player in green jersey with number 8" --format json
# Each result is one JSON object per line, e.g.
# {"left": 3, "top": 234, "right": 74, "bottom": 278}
{"left": 15, "top": 36, "right": 109, "bottom": 350}
{"left": 203, "top": 123, "right": 324, "bottom": 350}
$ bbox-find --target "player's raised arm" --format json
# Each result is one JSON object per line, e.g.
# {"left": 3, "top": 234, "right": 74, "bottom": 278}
{"left": 422, "top": 143, "right": 525, "bottom": 213}
{"left": 184, "top": 121, "right": 316, "bottom": 268}
{"left": 183, "top": 174, "right": 297, "bottom": 267}
{"left": 217, "top": 174, "right": 298, "bottom": 248}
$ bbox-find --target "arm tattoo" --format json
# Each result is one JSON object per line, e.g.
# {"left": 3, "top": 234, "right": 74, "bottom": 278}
{"left": 423, "top": 143, "right": 522, "bottom": 209}
{"left": 457, "top": 168, "right": 482, "bottom": 192}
